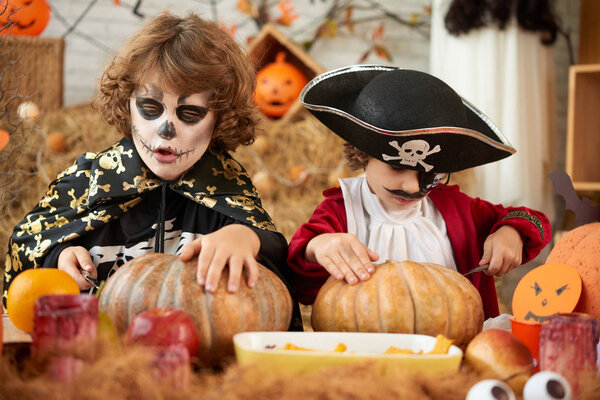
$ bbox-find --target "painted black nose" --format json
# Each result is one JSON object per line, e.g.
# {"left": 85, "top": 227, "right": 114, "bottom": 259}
{"left": 158, "top": 121, "right": 176, "bottom": 139}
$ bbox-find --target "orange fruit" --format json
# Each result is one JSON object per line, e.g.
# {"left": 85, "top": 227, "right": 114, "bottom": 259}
{"left": 7, "top": 269, "right": 80, "bottom": 333}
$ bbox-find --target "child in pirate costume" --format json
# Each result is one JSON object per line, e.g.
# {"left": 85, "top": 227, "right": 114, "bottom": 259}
{"left": 4, "top": 14, "right": 301, "bottom": 329}
{"left": 287, "top": 66, "right": 551, "bottom": 319}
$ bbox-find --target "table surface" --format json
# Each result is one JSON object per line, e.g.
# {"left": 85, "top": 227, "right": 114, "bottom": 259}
{"left": 2, "top": 314, "right": 32, "bottom": 343}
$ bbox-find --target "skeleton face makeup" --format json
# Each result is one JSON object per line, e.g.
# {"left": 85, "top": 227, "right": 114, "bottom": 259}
{"left": 130, "top": 81, "right": 216, "bottom": 181}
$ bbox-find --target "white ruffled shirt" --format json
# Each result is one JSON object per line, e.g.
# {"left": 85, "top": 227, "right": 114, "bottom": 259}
{"left": 339, "top": 177, "right": 457, "bottom": 270}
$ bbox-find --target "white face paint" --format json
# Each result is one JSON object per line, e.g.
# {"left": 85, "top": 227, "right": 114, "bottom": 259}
{"left": 130, "top": 80, "right": 216, "bottom": 181}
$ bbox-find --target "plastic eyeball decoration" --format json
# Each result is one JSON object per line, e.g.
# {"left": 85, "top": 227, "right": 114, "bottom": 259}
{"left": 466, "top": 379, "right": 516, "bottom": 400}
{"left": 523, "top": 371, "right": 572, "bottom": 400}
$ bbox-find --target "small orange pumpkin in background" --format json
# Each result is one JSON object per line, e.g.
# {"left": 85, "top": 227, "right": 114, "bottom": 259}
{"left": 0, "top": 0, "right": 51, "bottom": 36}
{"left": 99, "top": 253, "right": 293, "bottom": 366}
{"left": 546, "top": 222, "right": 600, "bottom": 322}
{"left": 311, "top": 260, "right": 484, "bottom": 349}
{"left": 254, "top": 51, "right": 308, "bottom": 118}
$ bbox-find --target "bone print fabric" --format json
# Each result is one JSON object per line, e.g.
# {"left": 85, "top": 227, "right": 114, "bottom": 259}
{"left": 3, "top": 138, "right": 275, "bottom": 303}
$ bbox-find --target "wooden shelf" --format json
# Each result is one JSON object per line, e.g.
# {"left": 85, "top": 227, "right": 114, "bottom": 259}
{"left": 565, "top": 64, "right": 600, "bottom": 191}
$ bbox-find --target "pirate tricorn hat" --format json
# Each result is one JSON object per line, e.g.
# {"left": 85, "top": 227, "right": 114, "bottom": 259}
{"left": 299, "top": 65, "right": 515, "bottom": 173}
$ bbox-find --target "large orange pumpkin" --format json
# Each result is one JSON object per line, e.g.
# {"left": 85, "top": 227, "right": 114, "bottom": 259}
{"left": 546, "top": 222, "right": 600, "bottom": 322}
{"left": 0, "top": 0, "right": 50, "bottom": 36}
{"left": 311, "top": 260, "right": 484, "bottom": 348}
{"left": 254, "top": 51, "right": 308, "bottom": 118}
{"left": 98, "top": 253, "right": 293, "bottom": 365}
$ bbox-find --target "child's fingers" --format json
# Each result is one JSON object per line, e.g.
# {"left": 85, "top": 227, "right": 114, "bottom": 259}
{"left": 204, "top": 249, "right": 228, "bottom": 293}
{"left": 321, "top": 258, "right": 344, "bottom": 280}
{"left": 195, "top": 241, "right": 214, "bottom": 286}
{"left": 244, "top": 257, "right": 259, "bottom": 289}
{"left": 342, "top": 250, "right": 371, "bottom": 281}
{"left": 329, "top": 254, "right": 360, "bottom": 284}
{"left": 72, "top": 247, "right": 96, "bottom": 274}
{"left": 180, "top": 240, "right": 202, "bottom": 261}
{"left": 350, "top": 241, "right": 377, "bottom": 274}
{"left": 227, "top": 255, "right": 244, "bottom": 293}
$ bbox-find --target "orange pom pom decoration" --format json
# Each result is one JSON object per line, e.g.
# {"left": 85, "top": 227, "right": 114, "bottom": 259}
{"left": 254, "top": 52, "right": 308, "bottom": 118}
{"left": 0, "top": 0, "right": 51, "bottom": 36}
{"left": 46, "top": 131, "right": 67, "bottom": 153}
{"left": 546, "top": 222, "right": 600, "bottom": 322}
{"left": 0, "top": 128, "right": 10, "bottom": 151}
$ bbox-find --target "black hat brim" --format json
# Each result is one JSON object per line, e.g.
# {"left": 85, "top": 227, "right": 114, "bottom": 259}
{"left": 300, "top": 65, "right": 515, "bottom": 173}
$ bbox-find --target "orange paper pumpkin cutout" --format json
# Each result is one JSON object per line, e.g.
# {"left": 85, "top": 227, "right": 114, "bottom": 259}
{"left": 512, "top": 263, "right": 582, "bottom": 324}
{"left": 254, "top": 52, "right": 308, "bottom": 118}
{"left": 0, "top": 0, "right": 50, "bottom": 36}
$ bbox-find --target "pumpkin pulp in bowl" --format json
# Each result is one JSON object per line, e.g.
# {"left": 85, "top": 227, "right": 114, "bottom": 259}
{"left": 234, "top": 331, "right": 463, "bottom": 375}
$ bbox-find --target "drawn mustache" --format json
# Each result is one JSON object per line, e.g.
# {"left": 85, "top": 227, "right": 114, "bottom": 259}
{"left": 384, "top": 187, "right": 425, "bottom": 200}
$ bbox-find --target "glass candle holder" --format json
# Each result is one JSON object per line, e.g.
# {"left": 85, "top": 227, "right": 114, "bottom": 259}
{"left": 539, "top": 312, "right": 599, "bottom": 395}
{"left": 32, "top": 294, "right": 98, "bottom": 382}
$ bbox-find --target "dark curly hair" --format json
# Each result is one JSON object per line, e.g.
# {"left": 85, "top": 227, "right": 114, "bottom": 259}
{"left": 93, "top": 13, "right": 258, "bottom": 154}
{"left": 444, "top": 0, "right": 559, "bottom": 45}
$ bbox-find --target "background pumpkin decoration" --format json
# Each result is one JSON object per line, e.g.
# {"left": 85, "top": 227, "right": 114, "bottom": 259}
{"left": 254, "top": 51, "right": 308, "bottom": 118}
{"left": 0, "top": 0, "right": 50, "bottom": 36}
{"left": 546, "top": 222, "right": 600, "bottom": 322}
{"left": 98, "top": 253, "right": 293, "bottom": 366}
{"left": 311, "top": 260, "right": 484, "bottom": 349}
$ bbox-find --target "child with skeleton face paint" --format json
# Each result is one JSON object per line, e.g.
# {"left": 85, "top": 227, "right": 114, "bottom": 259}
{"left": 287, "top": 66, "right": 552, "bottom": 320}
{"left": 3, "top": 14, "right": 301, "bottom": 329}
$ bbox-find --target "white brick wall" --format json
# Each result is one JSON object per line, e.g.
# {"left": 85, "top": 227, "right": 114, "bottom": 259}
{"left": 42, "top": 0, "right": 432, "bottom": 105}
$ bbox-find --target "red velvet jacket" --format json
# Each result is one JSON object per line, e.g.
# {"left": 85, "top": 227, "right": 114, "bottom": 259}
{"left": 287, "top": 184, "right": 551, "bottom": 319}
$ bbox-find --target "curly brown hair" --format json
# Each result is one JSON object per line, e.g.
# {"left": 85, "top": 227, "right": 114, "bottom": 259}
{"left": 93, "top": 13, "right": 258, "bottom": 154}
{"left": 343, "top": 143, "right": 370, "bottom": 170}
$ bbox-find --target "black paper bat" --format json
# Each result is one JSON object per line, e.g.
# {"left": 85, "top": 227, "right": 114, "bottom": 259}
{"left": 549, "top": 170, "right": 600, "bottom": 226}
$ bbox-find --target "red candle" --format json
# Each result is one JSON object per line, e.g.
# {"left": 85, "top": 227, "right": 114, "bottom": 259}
{"left": 151, "top": 344, "right": 191, "bottom": 391}
{"left": 539, "top": 312, "right": 599, "bottom": 394}
{"left": 32, "top": 294, "right": 98, "bottom": 382}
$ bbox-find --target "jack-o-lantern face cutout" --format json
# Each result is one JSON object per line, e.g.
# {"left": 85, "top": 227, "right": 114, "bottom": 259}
{"left": 0, "top": 0, "right": 50, "bottom": 36}
{"left": 254, "top": 52, "right": 308, "bottom": 118}
{"left": 512, "top": 263, "right": 582, "bottom": 323}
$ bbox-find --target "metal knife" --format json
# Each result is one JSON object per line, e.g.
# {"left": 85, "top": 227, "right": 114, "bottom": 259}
{"left": 463, "top": 264, "right": 489, "bottom": 276}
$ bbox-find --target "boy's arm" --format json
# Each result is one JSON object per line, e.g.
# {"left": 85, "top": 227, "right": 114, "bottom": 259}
{"left": 470, "top": 197, "right": 551, "bottom": 264}
{"left": 287, "top": 189, "right": 348, "bottom": 304}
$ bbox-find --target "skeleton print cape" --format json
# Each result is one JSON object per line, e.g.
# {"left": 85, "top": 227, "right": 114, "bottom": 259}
{"left": 4, "top": 138, "right": 275, "bottom": 300}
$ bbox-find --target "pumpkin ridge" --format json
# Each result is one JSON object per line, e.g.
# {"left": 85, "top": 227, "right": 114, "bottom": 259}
{"left": 205, "top": 291, "right": 216, "bottom": 354}
{"left": 331, "top": 280, "right": 346, "bottom": 331}
{"left": 263, "top": 269, "right": 280, "bottom": 330}
{"left": 353, "top": 281, "right": 363, "bottom": 332}
{"left": 377, "top": 264, "right": 388, "bottom": 332}
{"left": 236, "top": 281, "right": 245, "bottom": 332}
{"left": 127, "top": 257, "right": 163, "bottom": 327}
{"left": 394, "top": 261, "right": 416, "bottom": 333}
{"left": 424, "top": 263, "right": 452, "bottom": 338}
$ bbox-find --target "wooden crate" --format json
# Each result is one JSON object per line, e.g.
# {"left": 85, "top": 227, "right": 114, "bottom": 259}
{"left": 246, "top": 23, "right": 325, "bottom": 126}
{"left": 579, "top": 0, "right": 600, "bottom": 64}
{"left": 565, "top": 64, "right": 600, "bottom": 192}
{"left": 0, "top": 36, "right": 64, "bottom": 120}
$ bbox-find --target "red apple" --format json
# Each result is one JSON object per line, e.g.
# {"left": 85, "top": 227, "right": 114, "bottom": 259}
{"left": 465, "top": 329, "right": 534, "bottom": 395}
{"left": 124, "top": 308, "right": 200, "bottom": 359}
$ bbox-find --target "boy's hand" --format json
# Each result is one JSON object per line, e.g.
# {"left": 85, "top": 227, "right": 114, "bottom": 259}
{"left": 179, "top": 224, "right": 261, "bottom": 293}
{"left": 306, "top": 233, "right": 379, "bottom": 284}
{"left": 479, "top": 226, "right": 523, "bottom": 276}
{"left": 58, "top": 246, "right": 97, "bottom": 290}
